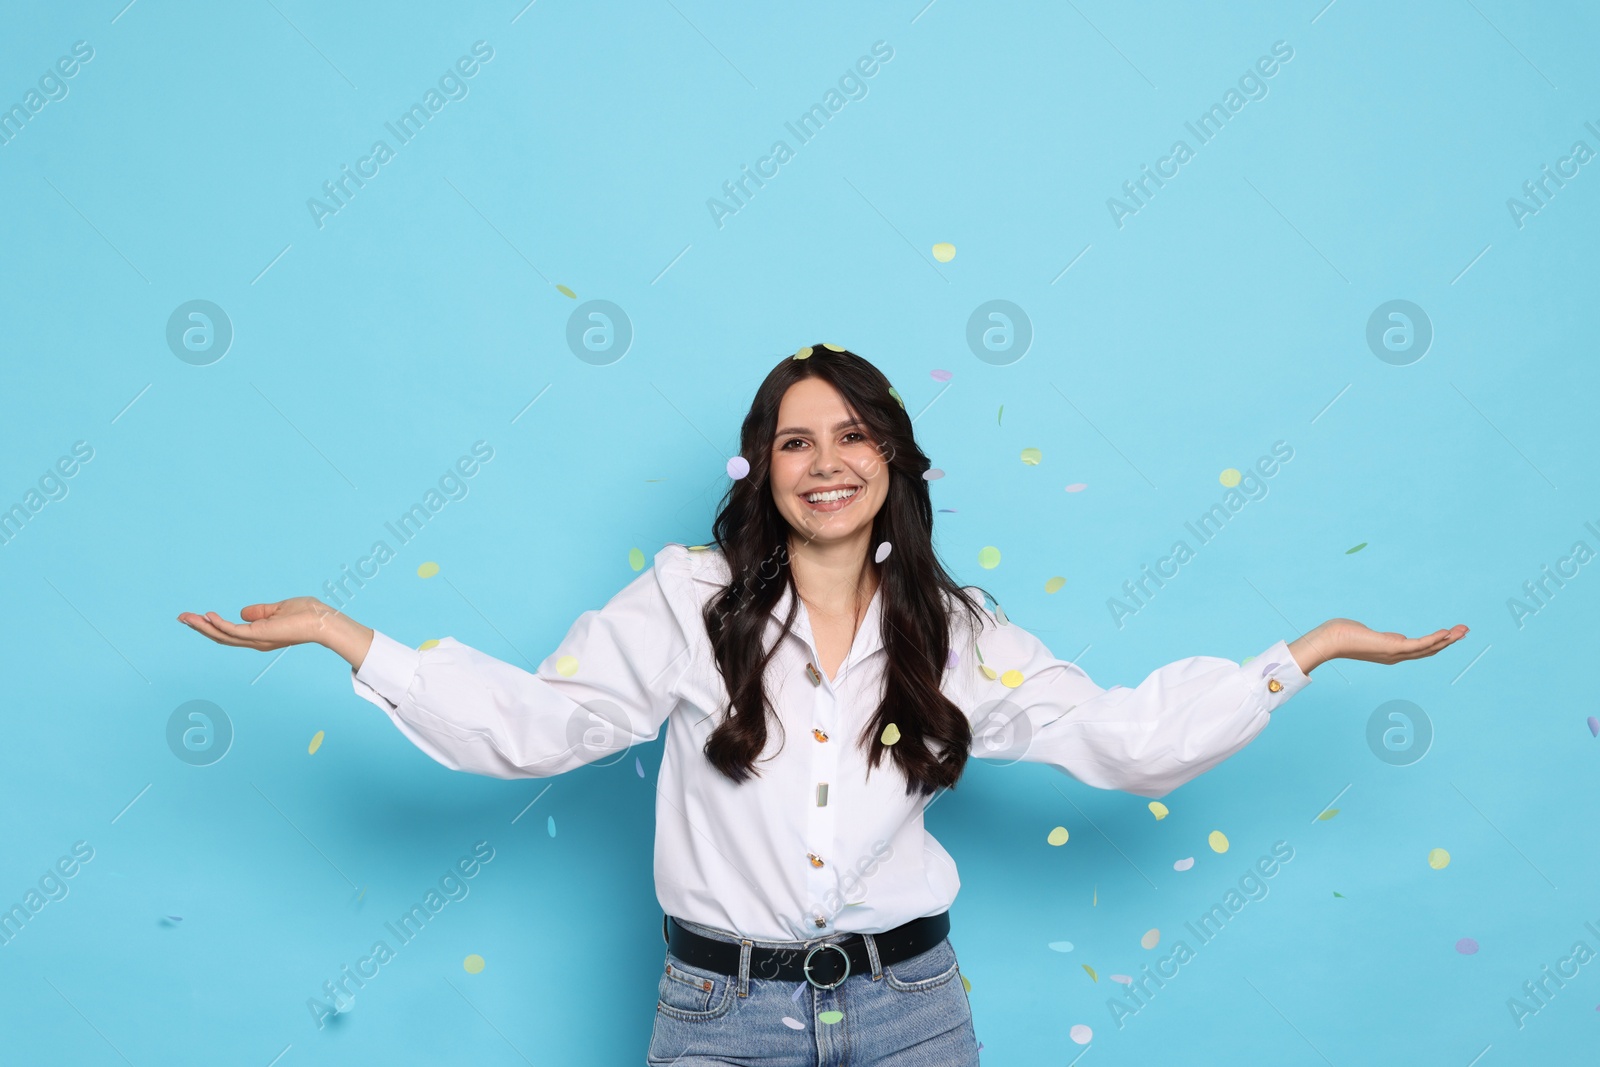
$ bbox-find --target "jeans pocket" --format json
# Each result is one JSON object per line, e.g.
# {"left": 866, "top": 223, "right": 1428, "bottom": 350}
{"left": 656, "top": 951, "right": 736, "bottom": 1020}
{"left": 882, "top": 936, "right": 961, "bottom": 992}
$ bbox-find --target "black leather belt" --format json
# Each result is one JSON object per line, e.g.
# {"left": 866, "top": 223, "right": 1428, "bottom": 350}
{"left": 663, "top": 911, "right": 950, "bottom": 990}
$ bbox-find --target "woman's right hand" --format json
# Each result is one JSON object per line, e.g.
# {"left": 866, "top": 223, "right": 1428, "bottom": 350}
{"left": 178, "top": 598, "right": 374, "bottom": 668}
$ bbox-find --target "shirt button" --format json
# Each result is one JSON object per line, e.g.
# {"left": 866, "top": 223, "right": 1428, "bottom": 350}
{"left": 806, "top": 662, "right": 823, "bottom": 686}
{"left": 808, "top": 852, "right": 825, "bottom": 868}
{"left": 813, "top": 728, "right": 829, "bottom": 743}
{"left": 814, "top": 915, "right": 828, "bottom": 928}
{"left": 816, "top": 782, "right": 829, "bottom": 806}
{"left": 1267, "top": 678, "right": 1283, "bottom": 693}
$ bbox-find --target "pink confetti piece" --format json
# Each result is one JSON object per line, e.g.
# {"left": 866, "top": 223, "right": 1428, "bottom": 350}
{"left": 1064, "top": 483, "right": 1087, "bottom": 493}
{"left": 1174, "top": 857, "right": 1194, "bottom": 871}
{"left": 1110, "top": 974, "right": 1132, "bottom": 985}
{"left": 727, "top": 456, "right": 750, "bottom": 479}
{"left": 1456, "top": 937, "right": 1479, "bottom": 955}
{"left": 931, "top": 369, "right": 952, "bottom": 382}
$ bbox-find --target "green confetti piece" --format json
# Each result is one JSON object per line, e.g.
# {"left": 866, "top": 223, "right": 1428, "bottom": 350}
{"left": 819, "top": 1009, "right": 844, "bottom": 1025}
{"left": 998, "top": 404, "right": 1004, "bottom": 425}
{"left": 1345, "top": 542, "right": 1367, "bottom": 554}
{"left": 1317, "top": 808, "right": 1340, "bottom": 820}
{"left": 628, "top": 547, "right": 646, "bottom": 571}
{"left": 1333, "top": 891, "right": 1346, "bottom": 898}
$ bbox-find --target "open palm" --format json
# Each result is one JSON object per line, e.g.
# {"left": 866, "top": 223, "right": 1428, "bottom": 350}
{"left": 1322, "top": 617, "right": 1467, "bottom": 664}
{"left": 178, "top": 597, "right": 346, "bottom": 652}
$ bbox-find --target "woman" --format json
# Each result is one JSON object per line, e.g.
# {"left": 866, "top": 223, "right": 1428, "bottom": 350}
{"left": 180, "top": 344, "right": 1466, "bottom": 1064}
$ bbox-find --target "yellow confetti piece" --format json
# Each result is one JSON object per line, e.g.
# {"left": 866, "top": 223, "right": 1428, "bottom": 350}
{"left": 1083, "top": 964, "right": 1098, "bottom": 982}
{"left": 555, "top": 655, "right": 579, "bottom": 677}
{"left": 1045, "top": 576, "right": 1066, "bottom": 594}
{"left": 463, "top": 954, "right": 485, "bottom": 974}
{"left": 689, "top": 544, "right": 709, "bottom": 551}
{"left": 980, "top": 664, "right": 998, "bottom": 680}
{"left": 1428, "top": 848, "right": 1451, "bottom": 870}
{"left": 1148, "top": 801, "right": 1168, "bottom": 820}
{"left": 932, "top": 242, "right": 956, "bottom": 262}
{"left": 978, "top": 546, "right": 1001, "bottom": 569}
{"left": 1047, "top": 826, "right": 1069, "bottom": 846}
{"left": 1000, "top": 669, "right": 1024, "bottom": 688}
{"left": 821, "top": 343, "right": 845, "bottom": 352}
{"left": 417, "top": 561, "right": 440, "bottom": 579}
{"left": 1317, "top": 808, "right": 1340, "bottom": 821}
{"left": 960, "top": 973, "right": 971, "bottom": 993}
{"left": 1140, "top": 928, "right": 1160, "bottom": 950}
{"left": 628, "top": 547, "right": 646, "bottom": 571}
{"left": 1219, "top": 468, "right": 1241, "bottom": 488}
{"left": 1020, "top": 447, "right": 1042, "bottom": 466}
{"left": 418, "top": 639, "right": 440, "bottom": 651}
{"left": 555, "top": 284, "right": 576, "bottom": 299}
{"left": 793, "top": 346, "right": 813, "bottom": 360}
{"left": 819, "top": 1009, "right": 844, "bottom": 1024}
{"left": 880, "top": 722, "right": 901, "bottom": 745}
{"left": 308, "top": 730, "right": 324, "bottom": 755}
{"left": 1208, "top": 830, "right": 1229, "bottom": 853}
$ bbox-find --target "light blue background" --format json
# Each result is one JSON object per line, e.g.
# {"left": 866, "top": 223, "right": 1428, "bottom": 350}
{"left": 2, "top": 0, "right": 1596, "bottom": 1062}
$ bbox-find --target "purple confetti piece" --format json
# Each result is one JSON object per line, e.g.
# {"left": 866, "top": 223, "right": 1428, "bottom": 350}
{"left": 931, "top": 369, "right": 952, "bottom": 382}
{"left": 946, "top": 648, "right": 960, "bottom": 669}
{"left": 1259, "top": 662, "right": 1281, "bottom": 677}
{"left": 923, "top": 468, "right": 945, "bottom": 480}
{"left": 1456, "top": 937, "right": 1479, "bottom": 955}
{"left": 875, "top": 542, "right": 892, "bottom": 563}
{"left": 635, "top": 755, "right": 644, "bottom": 777}
{"left": 1588, "top": 716, "right": 1599, "bottom": 738}
{"left": 791, "top": 983, "right": 805, "bottom": 1002}
{"left": 937, "top": 508, "right": 957, "bottom": 513}
{"left": 1064, "top": 483, "right": 1087, "bottom": 493}
{"left": 726, "top": 456, "right": 750, "bottom": 480}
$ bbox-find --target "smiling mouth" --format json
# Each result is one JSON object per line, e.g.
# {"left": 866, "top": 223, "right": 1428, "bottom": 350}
{"left": 801, "top": 486, "right": 861, "bottom": 512}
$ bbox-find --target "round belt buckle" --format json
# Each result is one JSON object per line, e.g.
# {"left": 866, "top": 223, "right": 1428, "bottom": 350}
{"left": 803, "top": 942, "right": 851, "bottom": 990}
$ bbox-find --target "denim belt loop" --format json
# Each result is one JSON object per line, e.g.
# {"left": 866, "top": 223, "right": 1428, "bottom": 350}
{"left": 737, "top": 939, "right": 753, "bottom": 997}
{"left": 861, "top": 931, "right": 884, "bottom": 981}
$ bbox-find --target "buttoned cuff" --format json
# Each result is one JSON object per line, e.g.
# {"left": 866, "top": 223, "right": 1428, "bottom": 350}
{"left": 1247, "top": 639, "right": 1313, "bottom": 712}
{"left": 351, "top": 630, "right": 424, "bottom": 710}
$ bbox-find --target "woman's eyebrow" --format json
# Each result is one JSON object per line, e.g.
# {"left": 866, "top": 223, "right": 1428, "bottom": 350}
{"left": 775, "top": 418, "right": 864, "bottom": 436}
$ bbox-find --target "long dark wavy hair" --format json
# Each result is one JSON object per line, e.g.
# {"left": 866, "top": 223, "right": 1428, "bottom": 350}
{"left": 698, "top": 345, "right": 995, "bottom": 798}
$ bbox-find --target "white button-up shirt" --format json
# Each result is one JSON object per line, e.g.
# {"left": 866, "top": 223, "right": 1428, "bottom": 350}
{"left": 350, "top": 543, "right": 1312, "bottom": 942}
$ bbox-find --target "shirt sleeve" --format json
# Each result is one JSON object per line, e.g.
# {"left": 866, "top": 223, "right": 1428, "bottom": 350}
{"left": 954, "top": 594, "right": 1312, "bottom": 799}
{"left": 348, "top": 544, "right": 699, "bottom": 779}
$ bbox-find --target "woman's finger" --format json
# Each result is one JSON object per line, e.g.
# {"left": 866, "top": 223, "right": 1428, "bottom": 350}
{"left": 182, "top": 615, "right": 264, "bottom": 649}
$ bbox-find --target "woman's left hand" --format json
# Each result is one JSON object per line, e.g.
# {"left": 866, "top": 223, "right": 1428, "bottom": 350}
{"left": 1288, "top": 618, "right": 1469, "bottom": 674}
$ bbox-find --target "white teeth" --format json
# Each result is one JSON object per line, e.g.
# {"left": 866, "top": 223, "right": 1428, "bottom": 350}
{"left": 805, "top": 487, "right": 858, "bottom": 503}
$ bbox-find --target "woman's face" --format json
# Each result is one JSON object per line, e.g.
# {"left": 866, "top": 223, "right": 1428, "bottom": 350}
{"left": 769, "top": 377, "right": 891, "bottom": 549}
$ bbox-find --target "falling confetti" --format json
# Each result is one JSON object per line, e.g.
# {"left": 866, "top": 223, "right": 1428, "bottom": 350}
{"left": 418, "top": 639, "right": 440, "bottom": 651}
{"left": 997, "top": 405, "right": 1003, "bottom": 425}
{"left": 1173, "top": 857, "right": 1194, "bottom": 871}
{"left": 163, "top": 915, "right": 184, "bottom": 923}
{"left": 1092, "top": 886, "right": 1097, "bottom": 906}
{"left": 931, "top": 242, "right": 956, "bottom": 262}
{"left": 308, "top": 731, "right": 325, "bottom": 756}
{"left": 946, "top": 648, "right": 959, "bottom": 668}
{"left": 1047, "top": 826, "right": 1069, "bottom": 846}
{"left": 1456, "top": 938, "right": 1479, "bottom": 955}
{"left": 1148, "top": 802, "right": 1168, "bottom": 820}
{"left": 1219, "top": 468, "right": 1241, "bottom": 487}
{"left": 1208, "top": 831, "right": 1229, "bottom": 853}
{"left": 924, "top": 468, "right": 945, "bottom": 480}
{"left": 980, "top": 664, "right": 998, "bottom": 680}
{"left": 821, "top": 343, "right": 845, "bottom": 352}
{"left": 1588, "top": 716, "right": 1599, "bottom": 737}
{"left": 727, "top": 456, "right": 750, "bottom": 479}
{"left": 1048, "top": 941, "right": 1075, "bottom": 953}
{"left": 961, "top": 973, "right": 972, "bottom": 993}
{"left": 556, "top": 284, "right": 576, "bottom": 299}
{"left": 880, "top": 722, "right": 901, "bottom": 746}
{"left": 1064, "top": 483, "right": 1087, "bottom": 492}
{"left": 1020, "top": 447, "right": 1042, "bottom": 465}
{"left": 931, "top": 369, "right": 952, "bottom": 382}
{"left": 1140, "top": 929, "right": 1160, "bottom": 950}
{"left": 1000, "top": 669, "right": 1024, "bottom": 688}
{"left": 1333, "top": 891, "right": 1346, "bottom": 898}
{"left": 1082, "top": 964, "right": 1097, "bottom": 982}
{"left": 887, "top": 386, "right": 905, "bottom": 409}
{"left": 1346, "top": 542, "right": 1367, "bottom": 554}
{"left": 875, "top": 542, "right": 892, "bottom": 563}
{"left": 1110, "top": 974, "right": 1132, "bottom": 985}
{"left": 1428, "top": 848, "right": 1451, "bottom": 870}
{"left": 629, "top": 547, "right": 646, "bottom": 571}
{"left": 937, "top": 508, "right": 957, "bottom": 513}
{"left": 417, "top": 561, "right": 440, "bottom": 579}
{"left": 1259, "top": 661, "right": 1281, "bottom": 677}
{"left": 1045, "top": 576, "right": 1066, "bottom": 594}
{"left": 635, "top": 756, "right": 644, "bottom": 778}
{"left": 1070, "top": 1023, "right": 1093, "bottom": 1044}
{"left": 819, "top": 1009, "right": 844, "bottom": 1024}
{"left": 556, "top": 655, "right": 579, "bottom": 677}
{"left": 547, "top": 815, "right": 556, "bottom": 837}
{"left": 1317, "top": 809, "right": 1340, "bottom": 821}
{"left": 794, "top": 346, "right": 813, "bottom": 360}
{"left": 464, "top": 954, "right": 485, "bottom": 973}
{"left": 782, "top": 1017, "right": 806, "bottom": 1030}
{"left": 978, "top": 546, "right": 1001, "bottom": 569}
{"left": 791, "top": 984, "right": 806, "bottom": 1002}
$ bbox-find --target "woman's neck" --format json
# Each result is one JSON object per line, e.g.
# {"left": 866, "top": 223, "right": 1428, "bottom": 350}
{"left": 787, "top": 535, "right": 877, "bottom": 617}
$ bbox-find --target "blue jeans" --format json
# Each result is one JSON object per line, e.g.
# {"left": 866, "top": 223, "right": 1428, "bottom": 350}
{"left": 646, "top": 915, "right": 981, "bottom": 1065}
